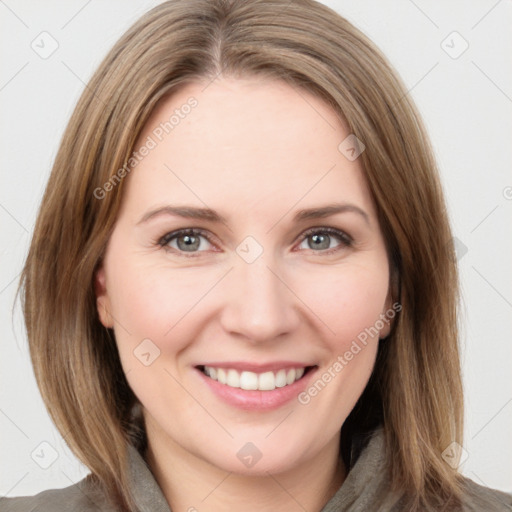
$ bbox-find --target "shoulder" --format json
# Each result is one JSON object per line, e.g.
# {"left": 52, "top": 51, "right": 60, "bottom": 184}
{"left": 348, "top": 427, "right": 512, "bottom": 512}
{"left": 459, "top": 476, "right": 512, "bottom": 511}
{"left": 0, "top": 475, "right": 115, "bottom": 512}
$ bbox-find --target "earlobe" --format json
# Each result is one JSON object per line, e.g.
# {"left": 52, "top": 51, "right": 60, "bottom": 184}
{"left": 379, "top": 291, "right": 395, "bottom": 339}
{"left": 380, "top": 266, "right": 400, "bottom": 339}
{"left": 94, "top": 266, "right": 114, "bottom": 328}
{"left": 379, "top": 315, "right": 391, "bottom": 339}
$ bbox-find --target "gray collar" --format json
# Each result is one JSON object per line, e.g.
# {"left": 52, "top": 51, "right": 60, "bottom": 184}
{"left": 126, "top": 428, "right": 389, "bottom": 512}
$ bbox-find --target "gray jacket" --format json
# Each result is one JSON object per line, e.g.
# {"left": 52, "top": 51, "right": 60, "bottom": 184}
{"left": 2, "top": 428, "right": 511, "bottom": 511}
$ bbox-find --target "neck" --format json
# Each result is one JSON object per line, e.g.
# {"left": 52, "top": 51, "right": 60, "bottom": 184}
{"left": 145, "top": 426, "right": 346, "bottom": 512}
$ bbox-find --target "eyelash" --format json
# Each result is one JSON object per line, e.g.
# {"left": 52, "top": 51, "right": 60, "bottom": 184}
{"left": 157, "top": 226, "right": 353, "bottom": 258}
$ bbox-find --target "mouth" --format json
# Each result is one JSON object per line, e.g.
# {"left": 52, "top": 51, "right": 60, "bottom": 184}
{"left": 196, "top": 364, "right": 316, "bottom": 391}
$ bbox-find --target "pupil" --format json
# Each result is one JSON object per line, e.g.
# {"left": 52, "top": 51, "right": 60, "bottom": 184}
{"left": 178, "top": 234, "right": 199, "bottom": 251}
{"left": 310, "top": 233, "right": 329, "bottom": 250}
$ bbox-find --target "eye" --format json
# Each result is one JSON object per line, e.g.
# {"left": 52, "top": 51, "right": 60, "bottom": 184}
{"left": 158, "top": 228, "right": 215, "bottom": 257}
{"left": 158, "top": 226, "right": 353, "bottom": 258}
{"left": 296, "top": 226, "right": 352, "bottom": 254}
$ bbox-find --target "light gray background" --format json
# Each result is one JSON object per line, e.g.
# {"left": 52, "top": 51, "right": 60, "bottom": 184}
{"left": 1, "top": 0, "right": 511, "bottom": 498}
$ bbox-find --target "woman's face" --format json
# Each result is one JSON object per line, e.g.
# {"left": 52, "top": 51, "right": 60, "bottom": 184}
{"left": 96, "top": 77, "right": 392, "bottom": 475}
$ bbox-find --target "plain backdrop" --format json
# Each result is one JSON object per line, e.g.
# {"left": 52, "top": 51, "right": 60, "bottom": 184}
{"left": 1, "top": 0, "right": 511, "bottom": 498}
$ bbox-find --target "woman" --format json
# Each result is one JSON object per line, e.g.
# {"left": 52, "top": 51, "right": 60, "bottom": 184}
{"left": 3, "top": 0, "right": 511, "bottom": 511}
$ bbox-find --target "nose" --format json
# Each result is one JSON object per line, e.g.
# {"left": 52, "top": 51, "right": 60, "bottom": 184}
{"left": 219, "top": 255, "right": 299, "bottom": 344}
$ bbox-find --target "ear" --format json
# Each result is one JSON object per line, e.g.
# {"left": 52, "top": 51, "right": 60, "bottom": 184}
{"left": 379, "top": 291, "right": 393, "bottom": 339}
{"left": 94, "top": 265, "right": 114, "bottom": 328}
{"left": 380, "top": 267, "right": 400, "bottom": 339}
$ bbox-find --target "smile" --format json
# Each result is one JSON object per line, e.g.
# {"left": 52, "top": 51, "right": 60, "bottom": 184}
{"left": 195, "top": 364, "right": 318, "bottom": 410}
{"left": 199, "top": 365, "right": 312, "bottom": 391}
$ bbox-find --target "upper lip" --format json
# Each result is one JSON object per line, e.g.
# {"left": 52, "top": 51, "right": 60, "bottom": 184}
{"left": 196, "top": 361, "right": 316, "bottom": 373}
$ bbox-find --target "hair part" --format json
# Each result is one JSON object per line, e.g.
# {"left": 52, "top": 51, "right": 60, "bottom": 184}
{"left": 20, "top": 0, "right": 464, "bottom": 510}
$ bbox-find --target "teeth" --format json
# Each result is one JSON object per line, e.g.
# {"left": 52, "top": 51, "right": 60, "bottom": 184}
{"left": 202, "top": 366, "right": 308, "bottom": 391}
{"left": 226, "top": 369, "right": 240, "bottom": 388}
{"left": 217, "top": 368, "right": 227, "bottom": 384}
{"left": 240, "top": 371, "right": 259, "bottom": 390}
{"left": 258, "top": 371, "right": 275, "bottom": 391}
{"left": 275, "top": 369, "right": 287, "bottom": 388}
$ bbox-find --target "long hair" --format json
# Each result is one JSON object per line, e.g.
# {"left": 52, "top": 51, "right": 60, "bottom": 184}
{"left": 19, "top": 0, "right": 464, "bottom": 509}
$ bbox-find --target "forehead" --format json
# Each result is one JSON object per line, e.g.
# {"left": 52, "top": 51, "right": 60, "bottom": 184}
{"left": 121, "top": 77, "right": 375, "bottom": 221}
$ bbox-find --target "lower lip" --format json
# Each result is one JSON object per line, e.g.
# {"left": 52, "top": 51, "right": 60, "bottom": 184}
{"left": 195, "top": 367, "right": 317, "bottom": 411}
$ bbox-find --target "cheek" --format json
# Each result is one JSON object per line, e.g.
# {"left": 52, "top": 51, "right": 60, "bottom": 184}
{"left": 294, "top": 266, "right": 386, "bottom": 424}
{"left": 107, "top": 260, "right": 210, "bottom": 338}
{"left": 108, "top": 257, "right": 388, "bottom": 339}
{"left": 296, "top": 262, "right": 389, "bottom": 346}
{"left": 105, "top": 262, "right": 209, "bottom": 391}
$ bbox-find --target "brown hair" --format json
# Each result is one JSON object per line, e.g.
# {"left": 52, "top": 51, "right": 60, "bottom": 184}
{"left": 19, "top": 0, "right": 464, "bottom": 510}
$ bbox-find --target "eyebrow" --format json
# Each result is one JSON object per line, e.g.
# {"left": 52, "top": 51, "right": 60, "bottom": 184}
{"left": 137, "top": 203, "right": 370, "bottom": 226}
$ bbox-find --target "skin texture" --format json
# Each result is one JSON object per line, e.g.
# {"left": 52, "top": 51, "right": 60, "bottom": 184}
{"left": 95, "top": 77, "right": 392, "bottom": 512}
